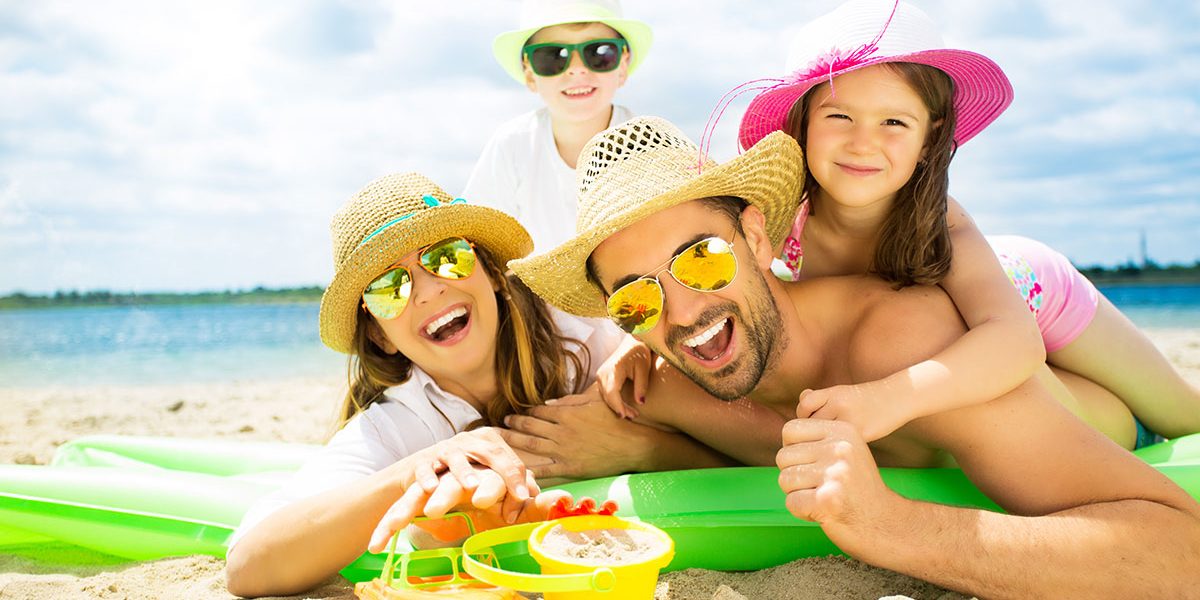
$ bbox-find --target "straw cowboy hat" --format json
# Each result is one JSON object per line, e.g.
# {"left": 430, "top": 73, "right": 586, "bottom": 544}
{"left": 738, "top": 0, "right": 1013, "bottom": 150}
{"left": 493, "top": 0, "right": 653, "bottom": 84}
{"left": 318, "top": 172, "right": 532, "bottom": 353}
{"left": 509, "top": 116, "right": 804, "bottom": 317}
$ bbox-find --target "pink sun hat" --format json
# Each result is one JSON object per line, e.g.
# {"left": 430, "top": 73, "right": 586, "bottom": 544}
{"left": 737, "top": 0, "right": 1013, "bottom": 151}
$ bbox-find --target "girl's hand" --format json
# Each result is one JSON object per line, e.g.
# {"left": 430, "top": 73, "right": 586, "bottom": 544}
{"left": 595, "top": 336, "right": 654, "bottom": 419}
{"left": 368, "top": 466, "right": 568, "bottom": 553}
{"left": 410, "top": 427, "right": 531, "bottom": 504}
{"left": 796, "top": 383, "right": 911, "bottom": 443}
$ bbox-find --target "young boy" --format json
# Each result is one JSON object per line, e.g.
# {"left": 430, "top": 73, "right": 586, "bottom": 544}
{"left": 463, "top": 0, "right": 652, "bottom": 250}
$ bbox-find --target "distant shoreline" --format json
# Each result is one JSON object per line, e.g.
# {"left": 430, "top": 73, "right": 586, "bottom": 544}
{"left": 0, "top": 286, "right": 324, "bottom": 310}
{"left": 1, "top": 267, "right": 1198, "bottom": 310}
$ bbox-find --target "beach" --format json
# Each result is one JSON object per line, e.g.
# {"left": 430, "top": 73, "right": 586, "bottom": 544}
{"left": 1, "top": 327, "right": 1197, "bottom": 600}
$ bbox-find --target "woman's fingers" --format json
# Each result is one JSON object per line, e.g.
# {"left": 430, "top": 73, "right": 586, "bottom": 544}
{"left": 368, "top": 483, "right": 429, "bottom": 553}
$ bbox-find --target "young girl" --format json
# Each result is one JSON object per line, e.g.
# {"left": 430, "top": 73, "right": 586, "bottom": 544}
{"left": 463, "top": 0, "right": 652, "bottom": 251}
{"left": 732, "top": 0, "right": 1200, "bottom": 447}
{"left": 223, "top": 173, "right": 719, "bottom": 597}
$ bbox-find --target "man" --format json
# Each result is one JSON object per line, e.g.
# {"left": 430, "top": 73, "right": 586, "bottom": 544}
{"left": 507, "top": 116, "right": 1200, "bottom": 597}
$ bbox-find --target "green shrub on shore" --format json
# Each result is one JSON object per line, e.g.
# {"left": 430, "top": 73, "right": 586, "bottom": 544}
{"left": 0, "top": 286, "right": 324, "bottom": 310}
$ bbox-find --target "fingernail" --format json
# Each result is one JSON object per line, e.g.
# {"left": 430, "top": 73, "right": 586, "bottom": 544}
{"left": 517, "top": 484, "right": 530, "bottom": 499}
{"left": 503, "top": 416, "right": 512, "bottom": 426}
{"left": 464, "top": 474, "right": 478, "bottom": 488}
{"left": 505, "top": 509, "right": 519, "bottom": 524}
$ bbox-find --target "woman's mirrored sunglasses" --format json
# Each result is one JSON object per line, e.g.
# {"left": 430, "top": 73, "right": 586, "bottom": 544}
{"left": 523, "top": 38, "right": 627, "bottom": 77}
{"left": 361, "top": 237, "right": 476, "bottom": 320}
{"left": 606, "top": 236, "right": 738, "bottom": 335}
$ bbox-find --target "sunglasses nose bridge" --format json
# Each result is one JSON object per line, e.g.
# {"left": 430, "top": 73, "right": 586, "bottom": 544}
{"left": 562, "top": 46, "right": 589, "bottom": 74}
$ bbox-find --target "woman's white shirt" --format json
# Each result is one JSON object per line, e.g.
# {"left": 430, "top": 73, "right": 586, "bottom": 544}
{"left": 229, "top": 310, "right": 625, "bottom": 548}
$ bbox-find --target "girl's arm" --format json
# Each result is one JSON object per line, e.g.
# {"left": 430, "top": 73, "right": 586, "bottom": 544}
{"left": 225, "top": 428, "right": 528, "bottom": 598}
{"left": 595, "top": 334, "right": 654, "bottom": 419}
{"left": 802, "top": 199, "right": 1045, "bottom": 440}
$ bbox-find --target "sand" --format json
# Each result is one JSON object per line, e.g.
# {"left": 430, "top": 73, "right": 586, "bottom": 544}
{"left": 1, "top": 328, "right": 1196, "bottom": 600}
{"left": 538, "top": 525, "right": 667, "bottom": 564}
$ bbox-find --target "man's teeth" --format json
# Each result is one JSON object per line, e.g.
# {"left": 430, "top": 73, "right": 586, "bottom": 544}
{"left": 684, "top": 320, "right": 726, "bottom": 348}
{"left": 425, "top": 306, "right": 467, "bottom": 337}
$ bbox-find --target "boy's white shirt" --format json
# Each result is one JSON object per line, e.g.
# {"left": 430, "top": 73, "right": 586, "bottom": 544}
{"left": 462, "top": 105, "right": 635, "bottom": 252}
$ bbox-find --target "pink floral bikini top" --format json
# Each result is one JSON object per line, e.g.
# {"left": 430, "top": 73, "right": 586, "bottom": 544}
{"left": 775, "top": 200, "right": 810, "bottom": 281}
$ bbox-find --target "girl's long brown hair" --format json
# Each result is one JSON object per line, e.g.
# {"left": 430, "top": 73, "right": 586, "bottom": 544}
{"left": 786, "top": 62, "right": 958, "bottom": 287}
{"left": 336, "top": 245, "right": 588, "bottom": 431}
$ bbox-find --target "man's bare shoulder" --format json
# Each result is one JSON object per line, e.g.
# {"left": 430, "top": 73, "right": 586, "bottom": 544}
{"left": 843, "top": 279, "right": 966, "bottom": 383}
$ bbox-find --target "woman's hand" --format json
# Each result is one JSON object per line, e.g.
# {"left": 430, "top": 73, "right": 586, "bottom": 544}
{"left": 595, "top": 335, "right": 654, "bottom": 419}
{"left": 368, "top": 466, "right": 569, "bottom": 553}
{"left": 409, "top": 427, "right": 531, "bottom": 503}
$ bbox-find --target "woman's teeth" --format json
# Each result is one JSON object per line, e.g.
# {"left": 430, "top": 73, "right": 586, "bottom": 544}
{"left": 425, "top": 306, "right": 467, "bottom": 337}
{"left": 684, "top": 319, "right": 727, "bottom": 348}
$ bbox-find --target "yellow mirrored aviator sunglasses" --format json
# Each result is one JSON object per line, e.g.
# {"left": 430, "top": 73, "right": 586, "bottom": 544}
{"left": 361, "top": 237, "right": 477, "bottom": 320}
{"left": 605, "top": 236, "right": 738, "bottom": 335}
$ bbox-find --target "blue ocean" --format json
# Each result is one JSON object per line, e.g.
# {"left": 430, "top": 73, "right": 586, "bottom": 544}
{"left": 1, "top": 284, "right": 1198, "bottom": 388}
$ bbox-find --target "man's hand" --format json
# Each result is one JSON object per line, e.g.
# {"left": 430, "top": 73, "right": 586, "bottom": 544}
{"left": 500, "top": 388, "right": 665, "bottom": 480}
{"left": 776, "top": 418, "right": 900, "bottom": 555}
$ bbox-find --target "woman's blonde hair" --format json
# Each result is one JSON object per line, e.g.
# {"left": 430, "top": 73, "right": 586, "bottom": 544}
{"left": 786, "top": 62, "right": 958, "bottom": 287}
{"left": 335, "top": 245, "right": 588, "bottom": 431}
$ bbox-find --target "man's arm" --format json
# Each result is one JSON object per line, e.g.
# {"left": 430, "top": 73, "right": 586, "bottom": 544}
{"left": 785, "top": 286, "right": 1200, "bottom": 598}
{"left": 500, "top": 383, "right": 744, "bottom": 481}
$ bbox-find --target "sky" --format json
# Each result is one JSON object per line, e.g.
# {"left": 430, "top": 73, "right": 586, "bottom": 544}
{"left": 2, "top": 0, "right": 1198, "bottom": 295}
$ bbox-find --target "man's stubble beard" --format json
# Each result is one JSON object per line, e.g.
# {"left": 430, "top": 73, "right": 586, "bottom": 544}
{"left": 657, "top": 265, "right": 786, "bottom": 401}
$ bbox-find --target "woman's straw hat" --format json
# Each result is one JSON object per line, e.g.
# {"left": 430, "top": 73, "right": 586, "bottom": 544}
{"left": 738, "top": 0, "right": 1013, "bottom": 150}
{"left": 493, "top": 0, "right": 653, "bottom": 84}
{"left": 318, "top": 172, "right": 532, "bottom": 353}
{"left": 509, "top": 116, "right": 804, "bottom": 317}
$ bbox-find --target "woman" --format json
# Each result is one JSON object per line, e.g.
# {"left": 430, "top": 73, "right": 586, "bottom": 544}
{"left": 223, "top": 172, "right": 723, "bottom": 597}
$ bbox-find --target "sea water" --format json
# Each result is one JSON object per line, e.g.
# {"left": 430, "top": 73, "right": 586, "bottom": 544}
{"left": 0, "top": 303, "right": 341, "bottom": 387}
{"left": 0, "top": 285, "right": 1198, "bottom": 388}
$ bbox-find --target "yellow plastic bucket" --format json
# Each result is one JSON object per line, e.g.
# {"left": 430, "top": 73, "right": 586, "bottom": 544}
{"left": 462, "top": 515, "right": 674, "bottom": 600}
{"left": 530, "top": 515, "right": 674, "bottom": 600}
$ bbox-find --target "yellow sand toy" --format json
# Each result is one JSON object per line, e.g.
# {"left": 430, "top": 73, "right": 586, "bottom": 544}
{"left": 355, "top": 499, "right": 675, "bottom": 600}
{"left": 352, "top": 513, "right": 520, "bottom": 600}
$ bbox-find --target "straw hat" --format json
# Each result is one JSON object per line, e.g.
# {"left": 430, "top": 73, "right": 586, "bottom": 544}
{"left": 509, "top": 116, "right": 804, "bottom": 317}
{"left": 738, "top": 0, "right": 1013, "bottom": 150}
{"left": 493, "top": 0, "right": 653, "bottom": 84}
{"left": 318, "top": 172, "right": 533, "bottom": 353}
